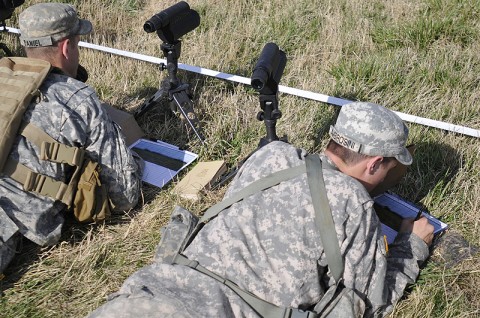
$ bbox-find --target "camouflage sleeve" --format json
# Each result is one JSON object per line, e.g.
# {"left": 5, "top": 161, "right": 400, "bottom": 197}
{"left": 72, "top": 94, "right": 142, "bottom": 212}
{"left": 377, "top": 232, "right": 429, "bottom": 316}
{"left": 330, "top": 194, "right": 429, "bottom": 318}
{"left": 361, "top": 229, "right": 429, "bottom": 317}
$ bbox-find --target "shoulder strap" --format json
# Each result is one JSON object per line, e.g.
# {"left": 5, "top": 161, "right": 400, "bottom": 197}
{"left": 305, "top": 154, "right": 343, "bottom": 283}
{"left": 174, "top": 154, "right": 344, "bottom": 318}
{"left": 200, "top": 164, "right": 306, "bottom": 222}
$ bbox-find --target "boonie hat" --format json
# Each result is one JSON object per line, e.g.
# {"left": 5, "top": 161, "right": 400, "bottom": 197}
{"left": 19, "top": 2, "right": 92, "bottom": 47}
{"left": 329, "top": 102, "right": 413, "bottom": 165}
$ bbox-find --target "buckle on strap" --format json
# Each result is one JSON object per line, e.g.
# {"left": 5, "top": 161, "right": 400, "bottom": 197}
{"left": 40, "top": 142, "right": 85, "bottom": 166}
{"left": 24, "top": 170, "right": 68, "bottom": 200}
{"left": 286, "top": 308, "right": 319, "bottom": 318}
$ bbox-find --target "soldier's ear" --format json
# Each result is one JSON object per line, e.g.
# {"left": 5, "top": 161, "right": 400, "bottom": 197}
{"left": 367, "top": 156, "right": 383, "bottom": 174}
{"left": 58, "top": 38, "right": 70, "bottom": 59}
{"left": 370, "top": 145, "right": 415, "bottom": 196}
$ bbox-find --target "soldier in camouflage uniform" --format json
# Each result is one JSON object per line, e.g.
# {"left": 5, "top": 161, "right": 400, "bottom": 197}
{"left": 0, "top": 3, "right": 143, "bottom": 274}
{"left": 87, "top": 104, "right": 433, "bottom": 317}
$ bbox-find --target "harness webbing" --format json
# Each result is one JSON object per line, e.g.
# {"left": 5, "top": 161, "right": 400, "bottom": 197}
{"left": 174, "top": 154, "right": 343, "bottom": 318}
{"left": 174, "top": 254, "right": 319, "bottom": 318}
{"left": 5, "top": 123, "right": 85, "bottom": 207}
{"left": 200, "top": 163, "right": 306, "bottom": 222}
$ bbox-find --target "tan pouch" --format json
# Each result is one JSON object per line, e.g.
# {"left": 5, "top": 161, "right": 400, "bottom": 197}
{"left": 72, "top": 159, "right": 111, "bottom": 223}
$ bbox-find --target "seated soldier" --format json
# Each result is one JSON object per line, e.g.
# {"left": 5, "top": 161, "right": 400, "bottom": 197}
{"left": 0, "top": 3, "right": 143, "bottom": 275}
{"left": 87, "top": 102, "right": 434, "bottom": 317}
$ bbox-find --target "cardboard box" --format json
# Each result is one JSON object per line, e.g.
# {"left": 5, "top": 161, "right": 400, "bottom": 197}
{"left": 103, "top": 103, "right": 144, "bottom": 146}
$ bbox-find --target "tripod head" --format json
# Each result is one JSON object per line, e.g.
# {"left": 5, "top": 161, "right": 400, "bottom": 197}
{"left": 251, "top": 42, "right": 287, "bottom": 146}
{"left": 143, "top": 1, "right": 200, "bottom": 90}
{"left": 211, "top": 44, "right": 288, "bottom": 188}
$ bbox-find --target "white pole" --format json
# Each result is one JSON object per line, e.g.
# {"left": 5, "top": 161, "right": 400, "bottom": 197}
{"left": 5, "top": 27, "right": 480, "bottom": 138}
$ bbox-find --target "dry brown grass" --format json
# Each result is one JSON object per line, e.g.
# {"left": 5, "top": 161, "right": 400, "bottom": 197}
{"left": 1, "top": 0, "right": 479, "bottom": 317}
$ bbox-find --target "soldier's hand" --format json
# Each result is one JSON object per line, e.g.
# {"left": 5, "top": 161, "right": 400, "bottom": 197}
{"left": 399, "top": 217, "right": 435, "bottom": 246}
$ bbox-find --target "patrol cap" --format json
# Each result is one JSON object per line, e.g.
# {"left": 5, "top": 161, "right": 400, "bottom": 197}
{"left": 329, "top": 102, "right": 412, "bottom": 165}
{"left": 19, "top": 3, "right": 92, "bottom": 47}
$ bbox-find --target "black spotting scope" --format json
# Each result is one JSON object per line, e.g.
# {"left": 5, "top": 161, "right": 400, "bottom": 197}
{"left": 251, "top": 42, "right": 287, "bottom": 95}
{"left": 143, "top": 1, "right": 200, "bottom": 43}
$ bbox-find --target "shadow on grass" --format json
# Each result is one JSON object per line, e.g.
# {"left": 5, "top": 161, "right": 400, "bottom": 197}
{"left": 0, "top": 238, "right": 41, "bottom": 295}
{"left": 129, "top": 69, "right": 243, "bottom": 150}
{"left": 0, "top": 216, "right": 101, "bottom": 295}
{"left": 394, "top": 141, "right": 479, "bottom": 267}
{"left": 396, "top": 140, "right": 461, "bottom": 206}
{"left": 0, "top": 196, "right": 152, "bottom": 295}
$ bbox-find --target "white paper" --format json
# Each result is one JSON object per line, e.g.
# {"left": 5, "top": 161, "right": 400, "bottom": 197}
{"left": 129, "top": 139, "right": 198, "bottom": 188}
{"left": 374, "top": 192, "right": 448, "bottom": 244}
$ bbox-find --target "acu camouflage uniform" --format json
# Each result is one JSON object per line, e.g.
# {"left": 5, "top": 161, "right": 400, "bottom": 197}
{"left": 0, "top": 2, "right": 142, "bottom": 274}
{"left": 88, "top": 140, "right": 428, "bottom": 318}
{"left": 0, "top": 71, "right": 143, "bottom": 272}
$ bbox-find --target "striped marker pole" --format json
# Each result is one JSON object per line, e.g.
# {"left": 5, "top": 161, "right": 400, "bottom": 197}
{"left": 5, "top": 26, "right": 480, "bottom": 138}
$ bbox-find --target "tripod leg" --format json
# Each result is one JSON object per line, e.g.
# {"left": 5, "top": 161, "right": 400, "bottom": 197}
{"left": 134, "top": 88, "right": 166, "bottom": 118}
{"left": 171, "top": 90, "right": 205, "bottom": 143}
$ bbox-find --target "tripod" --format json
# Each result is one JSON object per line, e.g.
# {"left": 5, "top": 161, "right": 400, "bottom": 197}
{"left": 135, "top": 40, "right": 205, "bottom": 144}
{"left": 256, "top": 92, "right": 287, "bottom": 147}
{"left": 212, "top": 91, "right": 288, "bottom": 189}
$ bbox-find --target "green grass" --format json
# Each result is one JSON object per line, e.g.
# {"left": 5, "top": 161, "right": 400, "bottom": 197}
{"left": 1, "top": 0, "right": 480, "bottom": 317}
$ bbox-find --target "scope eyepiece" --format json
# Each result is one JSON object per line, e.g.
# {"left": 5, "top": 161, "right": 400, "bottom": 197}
{"left": 251, "top": 67, "right": 269, "bottom": 90}
{"left": 251, "top": 42, "right": 287, "bottom": 94}
{"left": 143, "top": 15, "right": 165, "bottom": 33}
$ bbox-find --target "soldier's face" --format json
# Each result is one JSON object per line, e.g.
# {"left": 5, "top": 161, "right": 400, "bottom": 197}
{"left": 358, "top": 157, "right": 399, "bottom": 193}
{"left": 373, "top": 158, "right": 398, "bottom": 187}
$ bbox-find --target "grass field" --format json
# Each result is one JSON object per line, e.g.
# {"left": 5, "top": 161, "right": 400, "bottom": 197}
{"left": 1, "top": 0, "right": 479, "bottom": 317}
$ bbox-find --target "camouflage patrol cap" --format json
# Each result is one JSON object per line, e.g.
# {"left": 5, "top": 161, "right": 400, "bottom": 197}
{"left": 19, "top": 3, "right": 92, "bottom": 47}
{"left": 329, "top": 102, "right": 413, "bottom": 165}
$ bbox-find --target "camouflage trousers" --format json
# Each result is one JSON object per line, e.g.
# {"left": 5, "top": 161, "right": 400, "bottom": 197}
{"left": 0, "top": 233, "right": 20, "bottom": 274}
{"left": 0, "top": 206, "right": 20, "bottom": 274}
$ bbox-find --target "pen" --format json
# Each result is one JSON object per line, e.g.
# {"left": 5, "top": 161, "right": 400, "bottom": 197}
{"left": 415, "top": 208, "right": 426, "bottom": 221}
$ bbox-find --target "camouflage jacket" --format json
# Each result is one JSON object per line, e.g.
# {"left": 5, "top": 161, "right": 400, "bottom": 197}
{"left": 0, "top": 72, "right": 142, "bottom": 247}
{"left": 87, "top": 141, "right": 429, "bottom": 318}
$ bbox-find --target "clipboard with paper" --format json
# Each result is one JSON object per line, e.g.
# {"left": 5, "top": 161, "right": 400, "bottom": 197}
{"left": 374, "top": 192, "right": 448, "bottom": 244}
{"left": 370, "top": 145, "right": 448, "bottom": 244}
